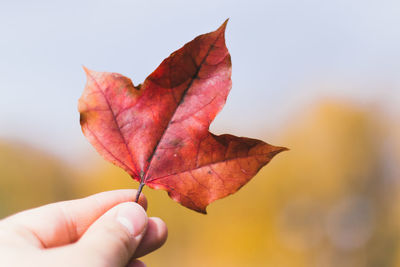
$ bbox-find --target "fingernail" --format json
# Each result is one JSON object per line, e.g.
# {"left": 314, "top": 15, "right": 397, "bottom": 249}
{"left": 116, "top": 202, "right": 147, "bottom": 237}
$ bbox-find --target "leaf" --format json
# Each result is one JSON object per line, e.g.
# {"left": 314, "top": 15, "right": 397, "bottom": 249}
{"left": 78, "top": 20, "right": 287, "bottom": 213}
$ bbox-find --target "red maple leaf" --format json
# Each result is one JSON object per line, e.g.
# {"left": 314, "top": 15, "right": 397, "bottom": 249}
{"left": 78, "top": 20, "right": 287, "bottom": 213}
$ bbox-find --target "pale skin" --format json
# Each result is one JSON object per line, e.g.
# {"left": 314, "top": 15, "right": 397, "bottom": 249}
{"left": 0, "top": 189, "right": 168, "bottom": 267}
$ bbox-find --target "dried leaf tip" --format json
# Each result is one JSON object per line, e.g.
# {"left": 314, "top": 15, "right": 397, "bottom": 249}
{"left": 82, "top": 65, "right": 90, "bottom": 75}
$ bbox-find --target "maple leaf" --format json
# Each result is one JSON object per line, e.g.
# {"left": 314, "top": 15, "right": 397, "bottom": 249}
{"left": 78, "top": 20, "right": 287, "bottom": 213}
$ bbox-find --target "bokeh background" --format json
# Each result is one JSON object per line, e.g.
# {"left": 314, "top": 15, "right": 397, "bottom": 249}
{"left": 1, "top": 1, "right": 400, "bottom": 266}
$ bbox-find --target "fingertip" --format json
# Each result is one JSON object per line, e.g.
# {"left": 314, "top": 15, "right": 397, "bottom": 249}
{"left": 137, "top": 193, "right": 148, "bottom": 211}
{"left": 149, "top": 217, "right": 168, "bottom": 245}
{"left": 127, "top": 259, "right": 146, "bottom": 267}
{"left": 133, "top": 217, "right": 168, "bottom": 258}
{"left": 116, "top": 202, "right": 148, "bottom": 237}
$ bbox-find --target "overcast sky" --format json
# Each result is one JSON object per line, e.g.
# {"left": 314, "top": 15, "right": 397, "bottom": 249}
{"left": 1, "top": 0, "right": 399, "bottom": 162}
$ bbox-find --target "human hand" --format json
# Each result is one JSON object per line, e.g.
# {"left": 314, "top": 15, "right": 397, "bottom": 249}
{"left": 0, "top": 189, "right": 167, "bottom": 267}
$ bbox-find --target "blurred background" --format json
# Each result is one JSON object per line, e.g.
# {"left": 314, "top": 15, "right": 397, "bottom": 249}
{"left": 1, "top": 1, "right": 400, "bottom": 266}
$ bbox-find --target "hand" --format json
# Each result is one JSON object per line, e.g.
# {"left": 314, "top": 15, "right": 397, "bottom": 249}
{"left": 0, "top": 189, "right": 167, "bottom": 267}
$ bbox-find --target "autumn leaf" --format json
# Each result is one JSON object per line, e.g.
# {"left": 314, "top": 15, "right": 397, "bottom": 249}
{"left": 78, "top": 20, "right": 287, "bottom": 213}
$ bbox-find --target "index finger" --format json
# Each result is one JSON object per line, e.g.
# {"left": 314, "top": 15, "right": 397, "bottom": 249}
{"left": 2, "top": 189, "right": 147, "bottom": 248}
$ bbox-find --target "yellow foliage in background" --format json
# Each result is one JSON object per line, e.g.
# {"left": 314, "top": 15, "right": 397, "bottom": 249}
{"left": 1, "top": 100, "right": 399, "bottom": 267}
{"left": 0, "top": 142, "right": 75, "bottom": 217}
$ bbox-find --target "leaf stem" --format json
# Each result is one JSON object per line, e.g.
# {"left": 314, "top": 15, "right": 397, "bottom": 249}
{"left": 135, "top": 181, "right": 145, "bottom": 203}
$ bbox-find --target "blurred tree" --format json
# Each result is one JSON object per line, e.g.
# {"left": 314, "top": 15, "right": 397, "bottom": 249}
{"left": 262, "top": 101, "right": 399, "bottom": 267}
{"left": 0, "top": 141, "right": 75, "bottom": 218}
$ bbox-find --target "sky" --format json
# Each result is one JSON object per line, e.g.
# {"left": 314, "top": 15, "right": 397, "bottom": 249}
{"left": 1, "top": 0, "right": 400, "bottom": 163}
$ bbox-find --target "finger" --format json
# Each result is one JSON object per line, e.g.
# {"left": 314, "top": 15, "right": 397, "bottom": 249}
{"left": 127, "top": 259, "right": 147, "bottom": 267}
{"left": 74, "top": 202, "right": 147, "bottom": 267}
{"left": 133, "top": 217, "right": 168, "bottom": 258}
{"left": 2, "top": 189, "right": 147, "bottom": 248}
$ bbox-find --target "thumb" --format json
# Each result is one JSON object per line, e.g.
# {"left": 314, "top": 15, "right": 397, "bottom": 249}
{"left": 74, "top": 202, "right": 148, "bottom": 267}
